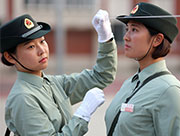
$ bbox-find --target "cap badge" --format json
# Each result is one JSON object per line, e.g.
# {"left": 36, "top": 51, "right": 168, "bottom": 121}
{"left": 131, "top": 5, "right": 139, "bottom": 14}
{"left": 24, "top": 18, "right": 34, "bottom": 29}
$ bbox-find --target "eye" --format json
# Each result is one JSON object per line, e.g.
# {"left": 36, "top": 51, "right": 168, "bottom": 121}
{"left": 27, "top": 45, "right": 35, "bottom": 49}
{"left": 132, "top": 28, "right": 137, "bottom": 32}
{"left": 125, "top": 27, "right": 129, "bottom": 32}
{"left": 41, "top": 40, "right": 47, "bottom": 44}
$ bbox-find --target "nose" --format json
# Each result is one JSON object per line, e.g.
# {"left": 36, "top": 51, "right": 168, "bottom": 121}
{"left": 123, "top": 31, "right": 130, "bottom": 42}
{"left": 37, "top": 44, "right": 45, "bottom": 56}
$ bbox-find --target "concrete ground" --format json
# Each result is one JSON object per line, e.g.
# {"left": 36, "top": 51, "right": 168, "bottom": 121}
{"left": 1, "top": 55, "right": 180, "bottom": 135}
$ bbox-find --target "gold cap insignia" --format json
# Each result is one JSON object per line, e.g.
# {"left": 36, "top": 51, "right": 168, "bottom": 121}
{"left": 24, "top": 18, "right": 34, "bottom": 29}
{"left": 131, "top": 5, "right": 139, "bottom": 14}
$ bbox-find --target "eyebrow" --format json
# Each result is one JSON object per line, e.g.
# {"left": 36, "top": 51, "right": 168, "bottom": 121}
{"left": 127, "top": 23, "right": 139, "bottom": 27}
{"left": 23, "top": 36, "right": 45, "bottom": 46}
{"left": 23, "top": 41, "right": 31, "bottom": 46}
{"left": 131, "top": 24, "right": 139, "bottom": 27}
{"left": 127, "top": 23, "right": 142, "bottom": 30}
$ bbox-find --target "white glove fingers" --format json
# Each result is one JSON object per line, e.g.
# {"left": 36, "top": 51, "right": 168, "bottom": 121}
{"left": 97, "top": 9, "right": 109, "bottom": 18}
{"left": 92, "top": 9, "right": 113, "bottom": 43}
{"left": 92, "top": 9, "right": 109, "bottom": 25}
{"left": 99, "top": 96, "right": 105, "bottom": 105}
{"left": 93, "top": 15, "right": 105, "bottom": 26}
{"left": 90, "top": 87, "right": 105, "bottom": 106}
{"left": 74, "top": 87, "right": 105, "bottom": 122}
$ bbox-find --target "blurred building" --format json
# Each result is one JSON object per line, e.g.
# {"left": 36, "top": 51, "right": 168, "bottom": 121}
{"left": 1, "top": 0, "right": 180, "bottom": 57}
{"left": 1, "top": 1, "right": 180, "bottom": 135}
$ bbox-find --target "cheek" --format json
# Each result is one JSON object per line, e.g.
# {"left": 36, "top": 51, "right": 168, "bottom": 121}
{"left": 44, "top": 44, "right": 49, "bottom": 54}
{"left": 17, "top": 51, "right": 35, "bottom": 63}
{"left": 125, "top": 36, "right": 150, "bottom": 58}
{"left": 132, "top": 34, "right": 150, "bottom": 50}
{"left": 46, "top": 46, "right": 49, "bottom": 54}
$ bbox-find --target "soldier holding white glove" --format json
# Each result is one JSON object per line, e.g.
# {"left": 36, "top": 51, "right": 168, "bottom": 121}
{"left": 3, "top": 9, "right": 117, "bottom": 136}
{"left": 92, "top": 9, "right": 114, "bottom": 43}
{"left": 74, "top": 87, "right": 105, "bottom": 122}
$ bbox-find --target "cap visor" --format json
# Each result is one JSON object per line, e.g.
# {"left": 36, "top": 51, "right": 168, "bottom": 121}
{"left": 116, "top": 15, "right": 133, "bottom": 24}
{"left": 26, "top": 22, "right": 51, "bottom": 39}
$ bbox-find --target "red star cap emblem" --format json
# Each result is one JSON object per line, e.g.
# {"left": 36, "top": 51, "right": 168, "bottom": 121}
{"left": 24, "top": 18, "right": 34, "bottom": 29}
{"left": 131, "top": 5, "right": 139, "bottom": 14}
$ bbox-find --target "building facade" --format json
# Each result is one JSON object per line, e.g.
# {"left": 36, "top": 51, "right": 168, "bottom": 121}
{"left": 1, "top": 0, "right": 180, "bottom": 56}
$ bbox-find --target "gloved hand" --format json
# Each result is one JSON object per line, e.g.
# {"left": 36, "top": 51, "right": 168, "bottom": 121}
{"left": 74, "top": 87, "right": 105, "bottom": 122}
{"left": 92, "top": 9, "right": 114, "bottom": 43}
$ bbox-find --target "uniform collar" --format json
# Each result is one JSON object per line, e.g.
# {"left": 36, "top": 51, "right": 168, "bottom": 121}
{"left": 131, "top": 60, "right": 169, "bottom": 82}
{"left": 17, "top": 71, "right": 51, "bottom": 87}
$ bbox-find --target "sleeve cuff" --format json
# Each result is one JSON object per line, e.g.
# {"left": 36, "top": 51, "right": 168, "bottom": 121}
{"left": 98, "top": 39, "right": 116, "bottom": 53}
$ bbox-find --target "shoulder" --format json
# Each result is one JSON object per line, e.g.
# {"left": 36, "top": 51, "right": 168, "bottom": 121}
{"left": 46, "top": 74, "right": 66, "bottom": 86}
{"left": 152, "top": 74, "right": 180, "bottom": 104}
{"left": 158, "top": 74, "right": 180, "bottom": 87}
{"left": 6, "top": 79, "right": 41, "bottom": 106}
{"left": 153, "top": 85, "right": 180, "bottom": 110}
{"left": 146, "top": 74, "right": 180, "bottom": 97}
{"left": 5, "top": 89, "right": 37, "bottom": 112}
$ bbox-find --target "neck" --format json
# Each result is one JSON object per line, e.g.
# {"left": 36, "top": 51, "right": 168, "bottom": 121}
{"left": 17, "top": 69, "right": 43, "bottom": 77}
{"left": 138, "top": 57, "right": 164, "bottom": 71}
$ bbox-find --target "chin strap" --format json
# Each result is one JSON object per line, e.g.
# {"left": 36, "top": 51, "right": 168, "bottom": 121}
{"left": 135, "top": 43, "right": 152, "bottom": 61}
{"left": 4, "top": 127, "right": 10, "bottom": 136}
{"left": 135, "top": 37, "right": 155, "bottom": 61}
{"left": 9, "top": 54, "right": 35, "bottom": 72}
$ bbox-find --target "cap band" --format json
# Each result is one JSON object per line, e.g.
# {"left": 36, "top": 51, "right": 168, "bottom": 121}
{"left": 121, "top": 15, "right": 180, "bottom": 19}
{"left": 116, "top": 2, "right": 179, "bottom": 43}
{"left": 21, "top": 25, "right": 43, "bottom": 38}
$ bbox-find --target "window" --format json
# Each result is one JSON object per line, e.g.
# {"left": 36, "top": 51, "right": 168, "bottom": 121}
{"left": 24, "top": 0, "right": 94, "bottom": 10}
{"left": 25, "top": 0, "right": 53, "bottom": 4}
{"left": 24, "top": 0, "right": 54, "bottom": 9}
{"left": 66, "top": 0, "right": 95, "bottom": 9}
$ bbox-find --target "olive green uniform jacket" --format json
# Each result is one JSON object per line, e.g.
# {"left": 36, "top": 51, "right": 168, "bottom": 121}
{"left": 5, "top": 40, "right": 117, "bottom": 136}
{"left": 105, "top": 60, "right": 180, "bottom": 136}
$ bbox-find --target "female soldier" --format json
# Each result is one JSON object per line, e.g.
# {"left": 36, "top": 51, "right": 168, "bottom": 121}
{"left": 0, "top": 10, "right": 117, "bottom": 135}
{"left": 105, "top": 2, "right": 180, "bottom": 136}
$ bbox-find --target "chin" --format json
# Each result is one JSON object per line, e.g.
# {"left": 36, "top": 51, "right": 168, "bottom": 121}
{"left": 124, "top": 52, "right": 136, "bottom": 58}
{"left": 124, "top": 53, "right": 131, "bottom": 58}
{"left": 124, "top": 54, "right": 136, "bottom": 60}
{"left": 42, "top": 66, "right": 48, "bottom": 70}
{"left": 39, "top": 64, "right": 48, "bottom": 70}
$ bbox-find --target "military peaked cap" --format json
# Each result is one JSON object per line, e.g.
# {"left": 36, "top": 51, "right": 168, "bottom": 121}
{"left": 116, "top": 2, "right": 179, "bottom": 43}
{"left": 0, "top": 14, "right": 51, "bottom": 53}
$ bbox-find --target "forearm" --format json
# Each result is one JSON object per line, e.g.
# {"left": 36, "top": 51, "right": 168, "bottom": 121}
{"left": 12, "top": 107, "right": 88, "bottom": 136}
{"left": 94, "top": 39, "right": 117, "bottom": 85}
{"left": 57, "top": 116, "right": 88, "bottom": 136}
{"left": 67, "top": 40, "right": 117, "bottom": 104}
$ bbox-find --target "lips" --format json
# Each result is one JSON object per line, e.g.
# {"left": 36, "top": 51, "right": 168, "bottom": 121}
{"left": 124, "top": 44, "right": 131, "bottom": 49}
{"left": 39, "top": 57, "right": 47, "bottom": 63}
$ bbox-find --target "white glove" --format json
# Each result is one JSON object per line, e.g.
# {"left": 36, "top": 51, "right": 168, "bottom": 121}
{"left": 92, "top": 9, "right": 114, "bottom": 43}
{"left": 74, "top": 87, "right": 105, "bottom": 122}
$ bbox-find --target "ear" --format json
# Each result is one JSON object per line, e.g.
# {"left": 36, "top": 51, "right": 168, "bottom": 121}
{"left": 153, "top": 33, "right": 164, "bottom": 47}
{"left": 3, "top": 52, "right": 16, "bottom": 64}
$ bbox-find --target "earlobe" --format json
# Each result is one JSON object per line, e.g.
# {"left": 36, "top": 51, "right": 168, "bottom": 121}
{"left": 153, "top": 33, "right": 164, "bottom": 47}
{"left": 3, "top": 52, "right": 16, "bottom": 64}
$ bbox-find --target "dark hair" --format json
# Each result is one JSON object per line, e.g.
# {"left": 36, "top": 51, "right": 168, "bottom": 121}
{"left": 1, "top": 46, "right": 17, "bottom": 66}
{"left": 146, "top": 26, "right": 171, "bottom": 59}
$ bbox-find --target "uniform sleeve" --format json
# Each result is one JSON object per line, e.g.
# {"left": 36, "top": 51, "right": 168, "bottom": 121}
{"left": 57, "top": 40, "right": 117, "bottom": 104}
{"left": 152, "top": 86, "right": 180, "bottom": 136}
{"left": 60, "top": 116, "right": 88, "bottom": 136}
{"left": 7, "top": 94, "right": 88, "bottom": 136}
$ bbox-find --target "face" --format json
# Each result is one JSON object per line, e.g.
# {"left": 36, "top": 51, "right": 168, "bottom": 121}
{"left": 123, "top": 21, "right": 153, "bottom": 60}
{"left": 14, "top": 36, "right": 49, "bottom": 76}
